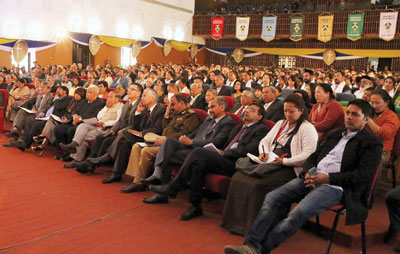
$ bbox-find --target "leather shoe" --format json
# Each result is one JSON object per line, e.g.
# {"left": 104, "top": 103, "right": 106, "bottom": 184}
{"left": 102, "top": 173, "right": 122, "bottom": 184}
{"left": 3, "top": 140, "right": 19, "bottom": 147}
{"left": 33, "top": 135, "right": 45, "bottom": 143}
{"left": 149, "top": 184, "right": 177, "bottom": 199}
{"left": 5, "top": 130, "right": 19, "bottom": 138}
{"left": 179, "top": 206, "right": 203, "bottom": 221}
{"left": 88, "top": 153, "right": 112, "bottom": 165}
{"left": 142, "top": 194, "right": 168, "bottom": 204}
{"left": 75, "top": 161, "right": 95, "bottom": 174}
{"left": 61, "top": 155, "right": 73, "bottom": 162}
{"left": 11, "top": 140, "right": 27, "bottom": 151}
{"left": 224, "top": 245, "right": 259, "bottom": 254}
{"left": 64, "top": 161, "right": 77, "bottom": 168}
{"left": 141, "top": 175, "right": 161, "bottom": 185}
{"left": 120, "top": 183, "right": 146, "bottom": 193}
{"left": 60, "top": 142, "right": 78, "bottom": 154}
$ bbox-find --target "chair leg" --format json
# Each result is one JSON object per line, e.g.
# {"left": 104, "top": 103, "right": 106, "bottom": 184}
{"left": 392, "top": 163, "right": 397, "bottom": 188}
{"left": 316, "top": 215, "right": 322, "bottom": 236}
{"left": 325, "top": 212, "right": 342, "bottom": 254}
{"left": 361, "top": 222, "right": 366, "bottom": 254}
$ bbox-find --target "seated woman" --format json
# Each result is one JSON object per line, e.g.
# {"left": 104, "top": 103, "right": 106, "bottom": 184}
{"left": 32, "top": 88, "right": 86, "bottom": 153}
{"left": 98, "top": 81, "right": 109, "bottom": 99}
{"left": 221, "top": 94, "right": 318, "bottom": 235}
{"left": 367, "top": 90, "right": 400, "bottom": 165}
{"left": 232, "top": 80, "right": 245, "bottom": 102}
{"left": 309, "top": 83, "right": 344, "bottom": 141}
{"left": 7, "top": 79, "right": 31, "bottom": 121}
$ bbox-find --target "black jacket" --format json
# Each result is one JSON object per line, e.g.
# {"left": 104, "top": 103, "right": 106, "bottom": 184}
{"left": 302, "top": 128, "right": 383, "bottom": 225}
{"left": 264, "top": 99, "right": 284, "bottom": 123}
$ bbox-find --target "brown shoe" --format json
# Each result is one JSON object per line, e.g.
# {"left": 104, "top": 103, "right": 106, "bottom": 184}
{"left": 120, "top": 183, "right": 146, "bottom": 193}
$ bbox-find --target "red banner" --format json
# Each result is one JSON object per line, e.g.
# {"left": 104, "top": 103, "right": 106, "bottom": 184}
{"left": 211, "top": 17, "right": 225, "bottom": 40}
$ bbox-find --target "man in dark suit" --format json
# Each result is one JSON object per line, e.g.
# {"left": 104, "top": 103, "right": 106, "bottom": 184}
{"left": 215, "top": 74, "right": 232, "bottom": 96}
{"left": 262, "top": 86, "right": 284, "bottom": 122}
{"left": 5, "top": 81, "right": 54, "bottom": 139}
{"left": 141, "top": 97, "right": 235, "bottom": 192}
{"left": 74, "top": 84, "right": 143, "bottom": 173}
{"left": 224, "top": 99, "right": 382, "bottom": 254}
{"left": 230, "top": 90, "right": 256, "bottom": 119}
{"left": 147, "top": 102, "right": 270, "bottom": 220}
{"left": 88, "top": 88, "right": 166, "bottom": 184}
{"left": 189, "top": 83, "right": 207, "bottom": 111}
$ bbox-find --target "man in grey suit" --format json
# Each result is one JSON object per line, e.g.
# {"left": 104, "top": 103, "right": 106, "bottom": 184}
{"left": 74, "top": 83, "right": 143, "bottom": 173}
{"left": 262, "top": 86, "right": 284, "bottom": 123}
{"left": 141, "top": 97, "right": 235, "bottom": 196}
{"left": 6, "top": 81, "right": 53, "bottom": 139}
{"left": 88, "top": 89, "right": 166, "bottom": 184}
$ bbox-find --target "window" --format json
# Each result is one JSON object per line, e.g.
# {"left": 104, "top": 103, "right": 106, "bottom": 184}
{"left": 278, "top": 56, "right": 296, "bottom": 68}
{"left": 12, "top": 50, "right": 36, "bottom": 70}
{"left": 121, "top": 47, "right": 137, "bottom": 68}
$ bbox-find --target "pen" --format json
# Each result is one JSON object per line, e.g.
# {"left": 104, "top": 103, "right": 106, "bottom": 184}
{"left": 262, "top": 145, "right": 266, "bottom": 156}
{"left": 280, "top": 153, "right": 288, "bottom": 158}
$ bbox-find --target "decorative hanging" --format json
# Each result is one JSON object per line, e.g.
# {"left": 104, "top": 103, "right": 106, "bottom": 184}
{"left": 261, "top": 15, "right": 277, "bottom": 42}
{"left": 347, "top": 11, "right": 364, "bottom": 41}
{"left": 12, "top": 40, "right": 28, "bottom": 63}
{"left": 233, "top": 48, "right": 244, "bottom": 63}
{"left": 323, "top": 49, "right": 336, "bottom": 65}
{"left": 379, "top": 10, "right": 398, "bottom": 41}
{"left": 88, "top": 35, "right": 101, "bottom": 55}
{"left": 131, "top": 40, "right": 141, "bottom": 58}
{"left": 163, "top": 40, "right": 172, "bottom": 56}
{"left": 318, "top": 12, "right": 334, "bottom": 43}
{"left": 289, "top": 14, "right": 304, "bottom": 42}
{"left": 235, "top": 16, "right": 250, "bottom": 41}
{"left": 190, "top": 44, "right": 198, "bottom": 59}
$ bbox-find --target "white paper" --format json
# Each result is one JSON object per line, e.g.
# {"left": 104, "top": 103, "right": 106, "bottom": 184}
{"left": 18, "top": 106, "right": 35, "bottom": 114}
{"left": 203, "top": 143, "right": 223, "bottom": 155}
{"left": 137, "top": 142, "right": 148, "bottom": 147}
{"left": 168, "top": 92, "right": 174, "bottom": 101}
{"left": 35, "top": 116, "right": 49, "bottom": 121}
{"left": 51, "top": 114, "right": 63, "bottom": 123}
{"left": 247, "top": 151, "right": 279, "bottom": 164}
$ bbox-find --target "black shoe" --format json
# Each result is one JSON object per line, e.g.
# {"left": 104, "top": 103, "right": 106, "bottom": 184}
{"left": 120, "top": 183, "right": 146, "bottom": 193}
{"left": 61, "top": 155, "right": 73, "bottom": 162}
{"left": 60, "top": 142, "right": 78, "bottom": 154}
{"left": 141, "top": 175, "right": 161, "bottom": 185}
{"left": 55, "top": 152, "right": 69, "bottom": 160}
{"left": 149, "top": 184, "right": 177, "bottom": 199}
{"left": 5, "top": 129, "right": 19, "bottom": 138}
{"left": 102, "top": 173, "right": 122, "bottom": 184}
{"left": 179, "top": 206, "right": 203, "bottom": 221}
{"left": 64, "top": 161, "right": 77, "bottom": 168}
{"left": 11, "top": 140, "right": 27, "bottom": 151}
{"left": 142, "top": 194, "right": 169, "bottom": 204}
{"left": 32, "top": 146, "right": 44, "bottom": 152}
{"left": 384, "top": 225, "right": 395, "bottom": 243}
{"left": 88, "top": 153, "right": 112, "bottom": 165}
{"left": 75, "top": 161, "right": 95, "bottom": 174}
{"left": 3, "top": 140, "right": 19, "bottom": 147}
{"left": 33, "top": 135, "right": 45, "bottom": 143}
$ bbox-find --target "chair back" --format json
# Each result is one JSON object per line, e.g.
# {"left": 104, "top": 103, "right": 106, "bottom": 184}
{"left": 367, "top": 163, "right": 382, "bottom": 209}
{"left": 392, "top": 128, "right": 400, "bottom": 157}
{"left": 179, "top": 93, "right": 190, "bottom": 99}
{"left": 221, "top": 96, "right": 236, "bottom": 112}
{"left": 226, "top": 112, "right": 244, "bottom": 125}
{"left": 0, "top": 89, "right": 8, "bottom": 108}
{"left": 262, "top": 119, "right": 275, "bottom": 130}
{"left": 281, "top": 88, "right": 295, "bottom": 98}
{"left": 192, "top": 109, "right": 208, "bottom": 124}
{"left": 336, "top": 93, "right": 356, "bottom": 102}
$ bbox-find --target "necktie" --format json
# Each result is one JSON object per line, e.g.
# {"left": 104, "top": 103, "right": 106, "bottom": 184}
{"left": 225, "top": 125, "right": 247, "bottom": 151}
{"left": 194, "top": 119, "right": 215, "bottom": 141}
{"left": 236, "top": 106, "right": 245, "bottom": 117}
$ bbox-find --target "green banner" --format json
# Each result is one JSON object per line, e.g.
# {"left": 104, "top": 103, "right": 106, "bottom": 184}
{"left": 347, "top": 13, "right": 364, "bottom": 41}
{"left": 290, "top": 15, "right": 304, "bottom": 42}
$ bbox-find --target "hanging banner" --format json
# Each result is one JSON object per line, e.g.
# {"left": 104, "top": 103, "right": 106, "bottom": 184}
{"left": 290, "top": 15, "right": 304, "bottom": 42}
{"left": 347, "top": 13, "right": 364, "bottom": 41}
{"left": 318, "top": 13, "right": 334, "bottom": 42}
{"left": 131, "top": 40, "right": 141, "bottom": 58}
{"left": 163, "top": 40, "right": 172, "bottom": 56}
{"left": 233, "top": 48, "right": 244, "bottom": 63}
{"left": 88, "top": 35, "right": 101, "bottom": 55}
{"left": 379, "top": 11, "right": 398, "bottom": 41}
{"left": 261, "top": 16, "right": 277, "bottom": 42}
{"left": 190, "top": 44, "right": 198, "bottom": 59}
{"left": 235, "top": 16, "right": 250, "bottom": 41}
{"left": 211, "top": 17, "right": 225, "bottom": 40}
{"left": 12, "top": 40, "right": 28, "bottom": 63}
{"left": 323, "top": 49, "right": 336, "bottom": 66}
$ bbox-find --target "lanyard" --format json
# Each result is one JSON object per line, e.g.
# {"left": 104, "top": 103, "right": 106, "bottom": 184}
{"left": 274, "top": 121, "right": 289, "bottom": 144}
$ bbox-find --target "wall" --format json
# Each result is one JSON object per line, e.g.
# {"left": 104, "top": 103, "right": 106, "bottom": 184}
{"left": 94, "top": 44, "right": 121, "bottom": 67}
{"left": 36, "top": 38, "right": 73, "bottom": 67}
{"left": 0, "top": 51, "right": 11, "bottom": 68}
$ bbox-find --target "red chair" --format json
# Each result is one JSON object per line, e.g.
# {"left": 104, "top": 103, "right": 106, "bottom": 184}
{"left": 192, "top": 109, "right": 207, "bottom": 124}
{"left": 0, "top": 89, "right": 9, "bottom": 133}
{"left": 222, "top": 96, "right": 236, "bottom": 112}
{"left": 25, "top": 83, "right": 35, "bottom": 89}
{"left": 262, "top": 119, "right": 275, "bottom": 130}
{"left": 179, "top": 93, "right": 190, "bottom": 99}
{"left": 226, "top": 112, "right": 244, "bottom": 125}
{"left": 318, "top": 163, "right": 382, "bottom": 254}
{"left": 389, "top": 128, "right": 400, "bottom": 188}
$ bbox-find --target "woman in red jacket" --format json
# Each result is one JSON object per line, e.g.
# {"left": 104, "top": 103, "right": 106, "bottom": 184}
{"left": 309, "top": 83, "right": 345, "bottom": 141}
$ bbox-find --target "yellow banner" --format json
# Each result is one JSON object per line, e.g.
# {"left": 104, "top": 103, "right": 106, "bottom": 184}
{"left": 318, "top": 14, "right": 334, "bottom": 42}
{"left": 0, "top": 38, "right": 18, "bottom": 44}
{"left": 335, "top": 49, "right": 400, "bottom": 58}
{"left": 243, "top": 47, "right": 325, "bottom": 56}
{"left": 98, "top": 35, "right": 135, "bottom": 47}
{"left": 170, "top": 41, "right": 192, "bottom": 52}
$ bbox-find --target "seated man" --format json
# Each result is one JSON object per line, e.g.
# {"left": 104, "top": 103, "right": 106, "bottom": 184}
{"left": 88, "top": 89, "right": 165, "bottom": 184}
{"left": 262, "top": 86, "right": 284, "bottom": 122}
{"left": 146, "top": 102, "right": 269, "bottom": 221}
{"left": 74, "top": 84, "right": 143, "bottom": 173}
{"left": 189, "top": 83, "right": 207, "bottom": 111}
{"left": 120, "top": 94, "right": 200, "bottom": 193}
{"left": 5, "top": 81, "right": 53, "bottom": 139}
{"left": 140, "top": 97, "right": 235, "bottom": 188}
{"left": 230, "top": 90, "right": 256, "bottom": 118}
{"left": 60, "top": 91, "right": 123, "bottom": 167}
{"left": 224, "top": 99, "right": 383, "bottom": 254}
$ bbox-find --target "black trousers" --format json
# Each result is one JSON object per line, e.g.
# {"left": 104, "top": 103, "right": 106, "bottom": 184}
{"left": 386, "top": 187, "right": 400, "bottom": 231}
{"left": 54, "top": 123, "right": 76, "bottom": 146}
{"left": 169, "top": 147, "right": 236, "bottom": 206}
{"left": 88, "top": 134, "right": 117, "bottom": 158}
{"left": 21, "top": 119, "right": 46, "bottom": 147}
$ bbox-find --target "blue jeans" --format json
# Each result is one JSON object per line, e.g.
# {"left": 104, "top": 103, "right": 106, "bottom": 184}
{"left": 244, "top": 177, "right": 343, "bottom": 254}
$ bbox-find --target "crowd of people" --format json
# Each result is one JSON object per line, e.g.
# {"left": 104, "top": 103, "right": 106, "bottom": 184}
{"left": 2, "top": 61, "right": 400, "bottom": 253}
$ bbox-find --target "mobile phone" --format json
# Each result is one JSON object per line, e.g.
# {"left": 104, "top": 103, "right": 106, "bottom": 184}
{"left": 308, "top": 167, "right": 318, "bottom": 176}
